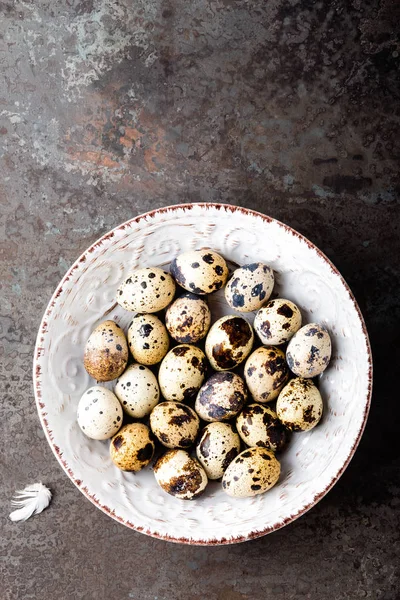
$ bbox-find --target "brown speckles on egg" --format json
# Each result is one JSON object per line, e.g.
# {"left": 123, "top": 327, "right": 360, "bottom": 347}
{"left": 150, "top": 402, "right": 199, "bottom": 449}
{"left": 114, "top": 364, "right": 160, "bottom": 419}
{"left": 286, "top": 323, "right": 332, "bottom": 378}
{"left": 165, "top": 293, "right": 211, "bottom": 343}
{"left": 199, "top": 432, "right": 211, "bottom": 458}
{"left": 168, "top": 404, "right": 197, "bottom": 427}
{"left": 117, "top": 267, "right": 175, "bottom": 313}
{"left": 167, "top": 471, "right": 202, "bottom": 495}
{"left": 154, "top": 450, "right": 208, "bottom": 500}
{"left": 277, "top": 378, "right": 323, "bottom": 431}
{"left": 191, "top": 355, "right": 200, "bottom": 368}
{"left": 222, "top": 447, "right": 240, "bottom": 471}
{"left": 259, "top": 319, "right": 272, "bottom": 339}
{"left": 304, "top": 326, "right": 325, "bottom": 339}
{"left": 137, "top": 442, "right": 154, "bottom": 463}
{"left": 128, "top": 314, "right": 169, "bottom": 365}
{"left": 169, "top": 250, "right": 228, "bottom": 295}
{"left": 277, "top": 303, "right": 293, "bottom": 318}
{"left": 172, "top": 346, "right": 190, "bottom": 357}
{"left": 221, "top": 317, "right": 252, "bottom": 347}
{"left": 237, "top": 403, "right": 289, "bottom": 452}
{"left": 222, "top": 447, "right": 280, "bottom": 498}
{"left": 195, "top": 372, "right": 248, "bottom": 422}
{"left": 110, "top": 423, "right": 155, "bottom": 472}
{"left": 302, "top": 405, "right": 315, "bottom": 424}
{"left": 244, "top": 346, "right": 289, "bottom": 403}
{"left": 170, "top": 259, "right": 186, "bottom": 286}
{"left": 254, "top": 299, "right": 302, "bottom": 346}
{"left": 196, "top": 423, "right": 241, "bottom": 480}
{"left": 211, "top": 343, "right": 237, "bottom": 370}
{"left": 202, "top": 253, "right": 214, "bottom": 264}
{"left": 78, "top": 386, "right": 123, "bottom": 440}
{"left": 241, "top": 423, "right": 250, "bottom": 436}
{"left": 139, "top": 323, "right": 153, "bottom": 337}
{"left": 84, "top": 320, "right": 128, "bottom": 382}
{"left": 112, "top": 435, "right": 124, "bottom": 450}
{"left": 158, "top": 344, "right": 206, "bottom": 402}
{"left": 225, "top": 263, "right": 274, "bottom": 313}
{"left": 159, "top": 432, "right": 170, "bottom": 445}
{"left": 206, "top": 315, "right": 254, "bottom": 371}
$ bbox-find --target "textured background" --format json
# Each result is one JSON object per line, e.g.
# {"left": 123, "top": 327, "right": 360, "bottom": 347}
{"left": 1, "top": 1, "right": 399, "bottom": 599}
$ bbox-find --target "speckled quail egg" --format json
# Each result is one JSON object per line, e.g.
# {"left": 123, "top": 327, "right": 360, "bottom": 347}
{"left": 236, "top": 403, "right": 289, "bottom": 452}
{"left": 127, "top": 314, "right": 169, "bottom": 365}
{"left": 84, "top": 320, "right": 128, "bottom": 382}
{"left": 286, "top": 323, "right": 332, "bottom": 378}
{"left": 254, "top": 298, "right": 302, "bottom": 346}
{"left": 276, "top": 378, "right": 323, "bottom": 431}
{"left": 150, "top": 402, "right": 200, "bottom": 449}
{"left": 114, "top": 364, "right": 159, "bottom": 419}
{"left": 158, "top": 344, "right": 207, "bottom": 402}
{"left": 222, "top": 447, "right": 280, "bottom": 498}
{"left": 225, "top": 262, "right": 275, "bottom": 313}
{"left": 170, "top": 249, "right": 229, "bottom": 295}
{"left": 117, "top": 267, "right": 175, "bottom": 313}
{"left": 205, "top": 315, "right": 254, "bottom": 371}
{"left": 195, "top": 372, "right": 248, "bottom": 422}
{"left": 110, "top": 423, "right": 155, "bottom": 471}
{"left": 165, "top": 293, "right": 211, "bottom": 343}
{"left": 77, "top": 386, "right": 123, "bottom": 440}
{"left": 244, "top": 346, "right": 289, "bottom": 403}
{"left": 196, "top": 422, "right": 241, "bottom": 480}
{"left": 154, "top": 449, "right": 208, "bottom": 500}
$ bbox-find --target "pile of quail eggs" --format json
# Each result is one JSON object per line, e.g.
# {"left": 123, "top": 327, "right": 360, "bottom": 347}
{"left": 77, "top": 249, "right": 331, "bottom": 500}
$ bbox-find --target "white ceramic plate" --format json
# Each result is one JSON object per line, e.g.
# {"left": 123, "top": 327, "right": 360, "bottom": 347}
{"left": 33, "top": 203, "right": 372, "bottom": 544}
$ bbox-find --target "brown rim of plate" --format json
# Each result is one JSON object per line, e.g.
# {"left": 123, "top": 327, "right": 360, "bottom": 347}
{"left": 33, "top": 202, "right": 373, "bottom": 545}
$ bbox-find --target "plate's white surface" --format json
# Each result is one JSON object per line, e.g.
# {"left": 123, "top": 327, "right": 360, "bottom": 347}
{"left": 34, "top": 204, "right": 372, "bottom": 544}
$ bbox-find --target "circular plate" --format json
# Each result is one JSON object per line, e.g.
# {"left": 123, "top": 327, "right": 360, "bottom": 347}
{"left": 33, "top": 203, "right": 372, "bottom": 545}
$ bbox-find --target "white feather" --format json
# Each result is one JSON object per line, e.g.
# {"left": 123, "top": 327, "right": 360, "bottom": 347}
{"left": 9, "top": 482, "right": 52, "bottom": 522}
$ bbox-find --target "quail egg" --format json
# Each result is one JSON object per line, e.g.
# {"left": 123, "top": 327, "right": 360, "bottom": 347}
{"left": 150, "top": 402, "right": 200, "bottom": 449}
{"left": 254, "top": 298, "right": 302, "bottom": 345}
{"left": 195, "top": 372, "right": 248, "bottom": 422}
{"left": 117, "top": 267, "right": 175, "bottom": 313}
{"left": 222, "top": 447, "right": 280, "bottom": 498}
{"left": 84, "top": 320, "right": 128, "bottom": 382}
{"left": 276, "top": 377, "right": 323, "bottom": 431}
{"left": 154, "top": 449, "right": 208, "bottom": 500}
{"left": 165, "top": 293, "right": 211, "bottom": 343}
{"left": 170, "top": 249, "right": 228, "bottom": 295}
{"left": 114, "top": 363, "right": 159, "bottom": 419}
{"left": 77, "top": 386, "right": 123, "bottom": 440}
{"left": 286, "top": 323, "right": 332, "bottom": 378}
{"left": 110, "top": 423, "right": 155, "bottom": 471}
{"left": 225, "top": 262, "right": 275, "bottom": 312}
{"left": 196, "top": 422, "right": 241, "bottom": 480}
{"left": 236, "top": 403, "right": 289, "bottom": 452}
{"left": 127, "top": 313, "right": 169, "bottom": 365}
{"left": 205, "top": 315, "right": 254, "bottom": 371}
{"left": 158, "top": 344, "right": 207, "bottom": 402}
{"left": 245, "top": 346, "right": 289, "bottom": 403}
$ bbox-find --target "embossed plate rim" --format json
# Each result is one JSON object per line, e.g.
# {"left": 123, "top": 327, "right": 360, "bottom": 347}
{"left": 33, "top": 202, "right": 372, "bottom": 545}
